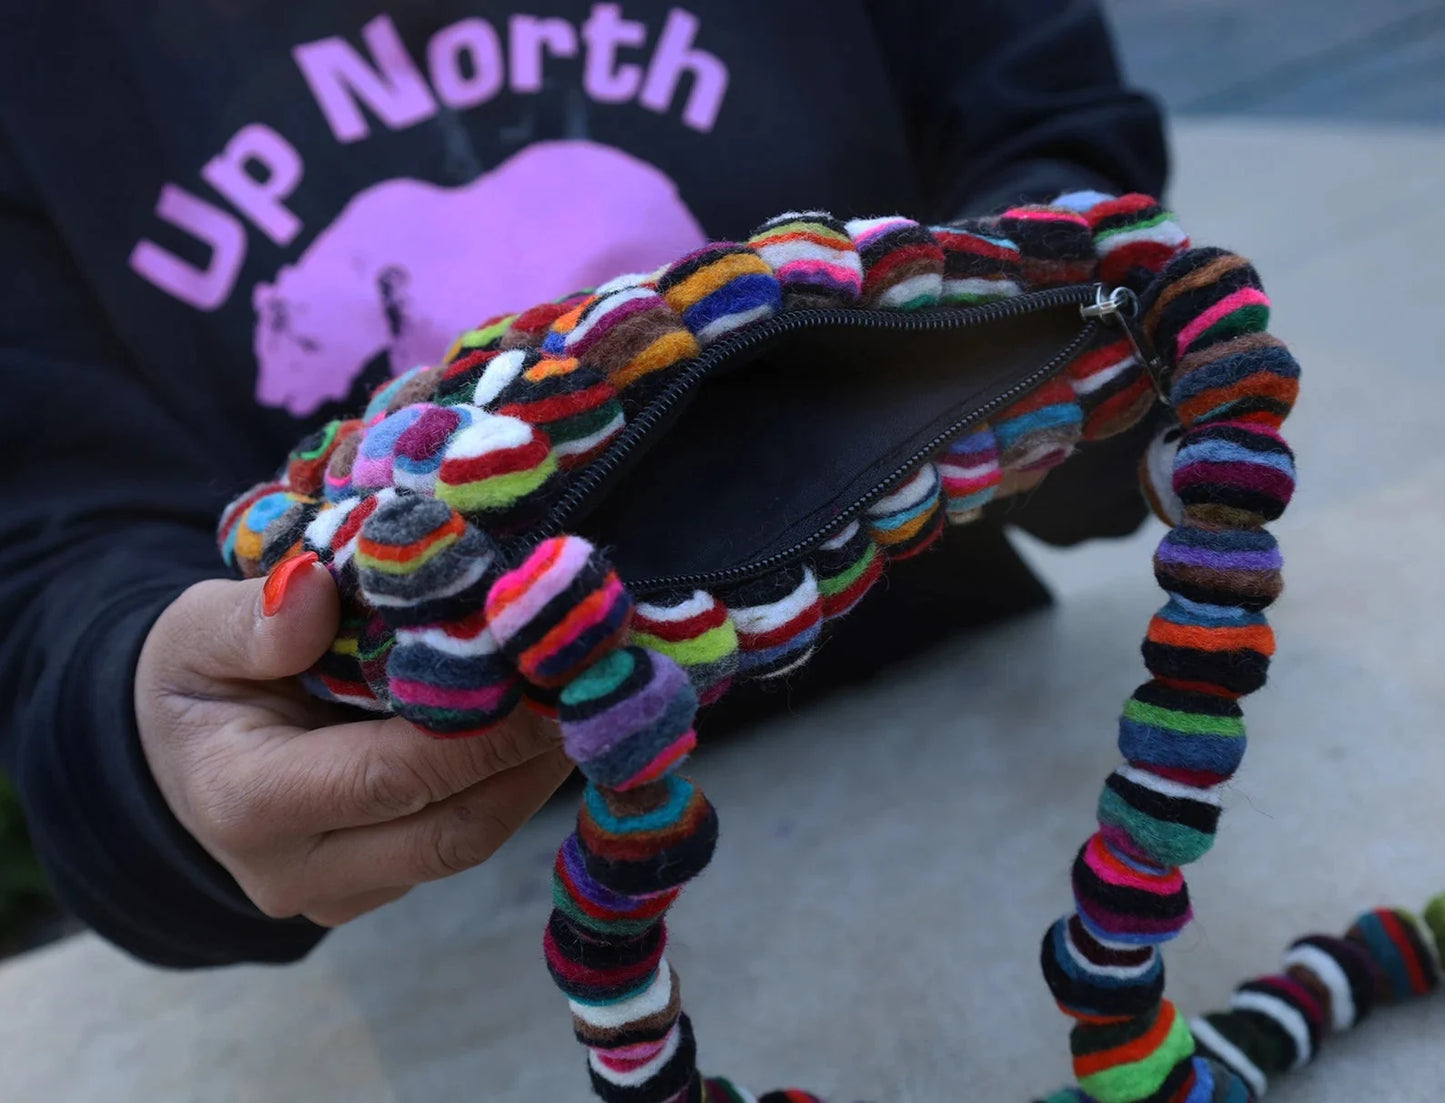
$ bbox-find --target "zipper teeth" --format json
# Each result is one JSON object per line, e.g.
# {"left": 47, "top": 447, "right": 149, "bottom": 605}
{"left": 505, "top": 283, "right": 1102, "bottom": 570}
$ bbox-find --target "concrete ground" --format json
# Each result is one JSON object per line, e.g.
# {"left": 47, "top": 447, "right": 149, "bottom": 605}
{"left": 2, "top": 116, "right": 1442, "bottom": 1103}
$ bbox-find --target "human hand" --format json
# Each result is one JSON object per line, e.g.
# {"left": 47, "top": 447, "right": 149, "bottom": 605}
{"left": 135, "top": 553, "right": 572, "bottom": 927}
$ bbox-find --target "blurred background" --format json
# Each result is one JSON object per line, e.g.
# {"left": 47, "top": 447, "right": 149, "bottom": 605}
{"left": 3, "top": 3, "right": 1444, "bottom": 1101}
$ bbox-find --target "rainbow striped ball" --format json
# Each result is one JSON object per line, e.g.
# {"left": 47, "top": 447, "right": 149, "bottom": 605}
{"left": 561, "top": 286, "right": 700, "bottom": 394}
{"left": 657, "top": 243, "right": 782, "bottom": 345}
{"left": 749, "top": 211, "right": 863, "bottom": 306}
{"left": 866, "top": 464, "right": 945, "bottom": 558}
{"left": 722, "top": 565, "right": 822, "bottom": 680}
{"left": 996, "top": 205, "right": 1096, "bottom": 288}
{"left": 812, "top": 521, "right": 882, "bottom": 621}
{"left": 1083, "top": 193, "right": 1190, "bottom": 288}
{"left": 559, "top": 646, "right": 698, "bottom": 791}
{"left": 355, "top": 494, "right": 499, "bottom": 629}
{"left": 932, "top": 219, "right": 1024, "bottom": 305}
{"left": 486, "top": 536, "right": 634, "bottom": 689}
{"left": 217, "top": 480, "right": 287, "bottom": 575}
{"left": 388, "top": 608, "right": 523, "bottom": 737}
{"left": 258, "top": 495, "right": 323, "bottom": 575}
{"left": 630, "top": 589, "right": 739, "bottom": 705}
{"left": 484, "top": 350, "right": 626, "bottom": 470}
{"left": 847, "top": 216, "right": 944, "bottom": 309}
{"left": 938, "top": 427, "right": 1002, "bottom": 525}
{"left": 435, "top": 411, "right": 558, "bottom": 518}
{"left": 287, "top": 418, "right": 363, "bottom": 496}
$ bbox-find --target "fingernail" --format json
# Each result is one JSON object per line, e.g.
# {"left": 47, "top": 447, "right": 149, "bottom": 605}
{"left": 263, "top": 551, "right": 320, "bottom": 617}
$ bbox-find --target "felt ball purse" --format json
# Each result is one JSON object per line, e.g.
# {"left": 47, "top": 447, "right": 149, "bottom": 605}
{"left": 218, "top": 195, "right": 1445, "bottom": 1103}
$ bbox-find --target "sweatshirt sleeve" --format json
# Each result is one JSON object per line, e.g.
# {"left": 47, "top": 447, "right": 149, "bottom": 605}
{"left": 864, "top": 0, "right": 1169, "bottom": 218}
{"left": 0, "top": 137, "right": 326, "bottom": 967}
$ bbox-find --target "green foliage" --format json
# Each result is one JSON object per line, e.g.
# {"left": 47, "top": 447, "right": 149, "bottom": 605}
{"left": 0, "top": 773, "right": 53, "bottom": 943}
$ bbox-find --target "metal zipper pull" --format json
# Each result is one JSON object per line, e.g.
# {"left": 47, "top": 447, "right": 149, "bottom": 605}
{"left": 1080, "top": 285, "right": 1171, "bottom": 405}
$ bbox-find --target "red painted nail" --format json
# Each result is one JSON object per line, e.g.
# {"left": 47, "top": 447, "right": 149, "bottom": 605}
{"left": 263, "top": 551, "right": 319, "bottom": 617}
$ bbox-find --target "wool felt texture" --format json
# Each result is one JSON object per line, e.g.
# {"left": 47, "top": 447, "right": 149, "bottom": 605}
{"left": 213, "top": 191, "right": 1409, "bottom": 1102}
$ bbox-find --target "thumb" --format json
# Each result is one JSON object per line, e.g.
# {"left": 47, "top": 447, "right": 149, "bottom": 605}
{"left": 177, "top": 553, "right": 341, "bottom": 682}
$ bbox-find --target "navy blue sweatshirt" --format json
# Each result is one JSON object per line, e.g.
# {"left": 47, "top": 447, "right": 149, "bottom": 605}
{"left": 0, "top": 0, "right": 1165, "bottom": 967}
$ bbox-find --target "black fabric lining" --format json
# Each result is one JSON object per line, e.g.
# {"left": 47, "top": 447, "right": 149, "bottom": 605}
{"left": 577, "top": 304, "right": 1086, "bottom": 588}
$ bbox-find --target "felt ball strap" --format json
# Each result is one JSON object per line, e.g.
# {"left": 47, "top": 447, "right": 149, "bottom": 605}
{"left": 1038, "top": 245, "right": 1300, "bottom": 1103}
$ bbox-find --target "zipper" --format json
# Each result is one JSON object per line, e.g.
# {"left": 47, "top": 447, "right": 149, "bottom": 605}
{"left": 1080, "top": 284, "right": 1171, "bottom": 404}
{"left": 506, "top": 282, "right": 1105, "bottom": 589}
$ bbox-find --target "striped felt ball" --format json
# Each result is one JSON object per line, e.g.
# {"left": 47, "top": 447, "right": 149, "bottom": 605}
{"left": 1141, "top": 249, "right": 1270, "bottom": 369}
{"left": 567, "top": 962, "right": 684, "bottom": 1076}
{"left": 657, "top": 243, "right": 783, "bottom": 345}
{"left": 488, "top": 352, "right": 626, "bottom": 469}
{"left": 1041, "top": 914, "right": 1164, "bottom": 1021}
{"left": 576, "top": 775, "right": 718, "bottom": 896}
{"left": 1117, "top": 681, "right": 1247, "bottom": 788}
{"left": 1283, "top": 934, "right": 1379, "bottom": 1032}
{"left": 302, "top": 607, "right": 383, "bottom": 712}
{"left": 1345, "top": 908, "right": 1440, "bottom": 1004}
{"left": 996, "top": 205, "right": 1097, "bottom": 288}
{"left": 217, "top": 479, "right": 287, "bottom": 572}
{"left": 442, "top": 310, "right": 519, "bottom": 363}
{"left": 286, "top": 418, "right": 363, "bottom": 496}
{"left": 227, "top": 486, "right": 312, "bottom": 578}
{"left": 553, "top": 832, "right": 679, "bottom": 942}
{"left": 356, "top": 613, "right": 396, "bottom": 704}
{"left": 1170, "top": 335, "right": 1300, "bottom": 432}
{"left": 387, "top": 609, "right": 523, "bottom": 737}
{"left": 748, "top": 211, "right": 863, "bottom": 306}
{"left": 931, "top": 219, "right": 1024, "bottom": 305}
{"left": 503, "top": 295, "right": 590, "bottom": 351}
{"left": 434, "top": 411, "right": 558, "bottom": 517}
{"left": 1084, "top": 194, "right": 1191, "bottom": 289}
{"left": 1069, "top": 999, "right": 1197, "bottom": 1103}
{"left": 559, "top": 647, "right": 697, "bottom": 791}
{"left": 543, "top": 907, "right": 667, "bottom": 1005}
{"left": 562, "top": 286, "right": 700, "bottom": 395}
{"left": 486, "top": 536, "right": 633, "bottom": 689}
{"left": 351, "top": 404, "right": 426, "bottom": 490}
{"left": 937, "top": 426, "right": 1002, "bottom": 524}
{"left": 812, "top": 520, "right": 883, "bottom": 621}
{"left": 1142, "top": 594, "right": 1275, "bottom": 698}
{"left": 587, "top": 1013, "right": 698, "bottom": 1103}
{"left": 432, "top": 348, "right": 501, "bottom": 406}
{"left": 1072, "top": 833, "right": 1192, "bottom": 946}
{"left": 540, "top": 294, "right": 600, "bottom": 357}
{"left": 721, "top": 565, "right": 823, "bottom": 680}
{"left": 1067, "top": 337, "right": 1154, "bottom": 442}
{"left": 361, "top": 363, "right": 438, "bottom": 425}
{"left": 865, "top": 464, "right": 945, "bottom": 558}
{"left": 321, "top": 424, "right": 364, "bottom": 502}
{"left": 393, "top": 405, "right": 470, "bottom": 495}
{"left": 1153, "top": 525, "right": 1283, "bottom": 617}
{"left": 1097, "top": 763, "right": 1223, "bottom": 867}
{"left": 630, "top": 589, "right": 739, "bottom": 706}
{"left": 994, "top": 377, "right": 1084, "bottom": 494}
{"left": 302, "top": 488, "right": 397, "bottom": 602}
{"left": 1140, "top": 424, "right": 1186, "bottom": 527}
{"left": 1173, "top": 421, "right": 1296, "bottom": 526}
{"left": 356, "top": 494, "right": 498, "bottom": 629}
{"left": 258, "top": 495, "right": 323, "bottom": 575}
{"left": 847, "top": 216, "right": 944, "bottom": 309}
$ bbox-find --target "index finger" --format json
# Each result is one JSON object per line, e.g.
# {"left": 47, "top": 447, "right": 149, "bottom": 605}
{"left": 238, "top": 707, "right": 564, "bottom": 837}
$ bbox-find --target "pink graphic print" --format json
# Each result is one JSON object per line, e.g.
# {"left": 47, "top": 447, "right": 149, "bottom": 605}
{"left": 251, "top": 139, "right": 707, "bottom": 416}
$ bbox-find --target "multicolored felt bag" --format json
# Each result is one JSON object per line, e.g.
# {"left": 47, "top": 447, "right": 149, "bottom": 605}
{"left": 218, "top": 193, "right": 1444, "bottom": 1103}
